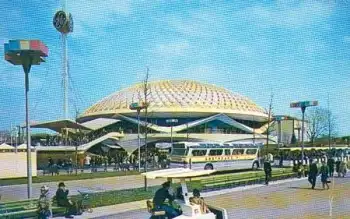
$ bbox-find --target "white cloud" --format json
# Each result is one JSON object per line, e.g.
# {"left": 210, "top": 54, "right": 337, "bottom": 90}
{"left": 68, "top": 0, "right": 133, "bottom": 38}
{"left": 344, "top": 36, "right": 350, "bottom": 43}
{"left": 153, "top": 40, "right": 190, "bottom": 57}
{"left": 165, "top": 10, "right": 227, "bottom": 38}
{"left": 239, "top": 1, "right": 334, "bottom": 29}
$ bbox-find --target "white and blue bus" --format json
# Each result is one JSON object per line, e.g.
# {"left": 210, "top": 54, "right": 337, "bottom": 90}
{"left": 169, "top": 142, "right": 263, "bottom": 171}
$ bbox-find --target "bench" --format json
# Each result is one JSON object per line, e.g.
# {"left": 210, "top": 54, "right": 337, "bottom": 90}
{"left": 0, "top": 198, "right": 67, "bottom": 218}
{"left": 146, "top": 200, "right": 166, "bottom": 219}
{"left": 207, "top": 204, "right": 228, "bottom": 219}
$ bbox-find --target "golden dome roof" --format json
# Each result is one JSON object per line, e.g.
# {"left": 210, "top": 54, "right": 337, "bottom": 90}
{"left": 81, "top": 80, "right": 267, "bottom": 120}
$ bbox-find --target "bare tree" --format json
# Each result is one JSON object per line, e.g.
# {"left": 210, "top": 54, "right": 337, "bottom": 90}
{"left": 140, "top": 67, "right": 151, "bottom": 172}
{"left": 265, "top": 93, "right": 274, "bottom": 151}
{"left": 327, "top": 94, "right": 337, "bottom": 148}
{"left": 305, "top": 107, "right": 336, "bottom": 145}
{"left": 326, "top": 109, "right": 337, "bottom": 147}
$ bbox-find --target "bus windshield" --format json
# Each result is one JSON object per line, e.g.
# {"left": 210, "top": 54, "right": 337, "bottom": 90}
{"left": 171, "top": 148, "right": 188, "bottom": 156}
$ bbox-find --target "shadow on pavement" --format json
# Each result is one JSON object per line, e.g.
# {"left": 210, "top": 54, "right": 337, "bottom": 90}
{"left": 288, "top": 186, "right": 323, "bottom": 191}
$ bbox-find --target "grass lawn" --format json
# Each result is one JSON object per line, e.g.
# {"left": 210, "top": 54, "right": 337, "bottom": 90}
{"left": 70, "top": 169, "right": 294, "bottom": 208}
{"left": 0, "top": 171, "right": 140, "bottom": 186}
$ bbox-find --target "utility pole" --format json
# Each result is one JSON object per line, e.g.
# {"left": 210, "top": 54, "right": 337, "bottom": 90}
{"left": 327, "top": 94, "right": 331, "bottom": 150}
{"left": 252, "top": 115, "right": 256, "bottom": 145}
{"left": 75, "top": 110, "right": 79, "bottom": 175}
{"left": 10, "top": 123, "right": 13, "bottom": 146}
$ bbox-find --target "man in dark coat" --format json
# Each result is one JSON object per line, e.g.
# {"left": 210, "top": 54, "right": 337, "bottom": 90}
{"left": 56, "top": 182, "right": 81, "bottom": 218}
{"left": 153, "top": 181, "right": 179, "bottom": 218}
{"left": 264, "top": 159, "right": 272, "bottom": 185}
{"left": 308, "top": 159, "right": 318, "bottom": 189}
{"left": 327, "top": 157, "right": 335, "bottom": 177}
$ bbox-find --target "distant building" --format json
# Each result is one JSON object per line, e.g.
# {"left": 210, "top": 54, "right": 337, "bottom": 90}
{"left": 77, "top": 80, "right": 279, "bottom": 151}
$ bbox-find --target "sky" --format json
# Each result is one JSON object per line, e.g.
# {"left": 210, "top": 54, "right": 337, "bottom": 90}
{"left": 0, "top": 0, "right": 350, "bottom": 136}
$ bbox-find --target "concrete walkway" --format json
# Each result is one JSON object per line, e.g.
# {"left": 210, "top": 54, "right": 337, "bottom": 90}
{"left": 88, "top": 176, "right": 350, "bottom": 219}
{"left": 56, "top": 177, "right": 308, "bottom": 219}
{"left": 0, "top": 174, "right": 165, "bottom": 202}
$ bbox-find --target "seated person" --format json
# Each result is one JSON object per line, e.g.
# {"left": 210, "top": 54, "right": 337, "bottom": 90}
{"left": 153, "top": 181, "right": 180, "bottom": 219}
{"left": 189, "top": 189, "right": 210, "bottom": 214}
{"left": 172, "top": 187, "right": 184, "bottom": 215}
{"left": 37, "top": 185, "right": 51, "bottom": 219}
{"left": 55, "top": 182, "right": 81, "bottom": 218}
{"left": 175, "top": 187, "right": 184, "bottom": 201}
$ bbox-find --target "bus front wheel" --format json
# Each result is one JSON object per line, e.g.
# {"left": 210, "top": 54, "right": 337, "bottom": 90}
{"left": 204, "top": 164, "right": 213, "bottom": 170}
{"left": 252, "top": 162, "right": 259, "bottom": 170}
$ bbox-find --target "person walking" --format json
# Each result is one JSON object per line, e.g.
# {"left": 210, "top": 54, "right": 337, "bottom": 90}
{"left": 263, "top": 154, "right": 272, "bottom": 185}
{"left": 339, "top": 160, "right": 347, "bottom": 177}
{"left": 320, "top": 161, "right": 330, "bottom": 190}
{"left": 327, "top": 156, "right": 335, "bottom": 177}
{"left": 308, "top": 159, "right": 318, "bottom": 189}
{"left": 335, "top": 158, "right": 341, "bottom": 177}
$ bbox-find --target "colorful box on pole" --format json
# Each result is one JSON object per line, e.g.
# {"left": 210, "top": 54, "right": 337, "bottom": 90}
{"left": 4, "top": 40, "right": 48, "bottom": 65}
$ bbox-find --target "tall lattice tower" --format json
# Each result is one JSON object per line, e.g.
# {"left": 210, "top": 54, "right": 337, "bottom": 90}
{"left": 53, "top": 1, "right": 73, "bottom": 119}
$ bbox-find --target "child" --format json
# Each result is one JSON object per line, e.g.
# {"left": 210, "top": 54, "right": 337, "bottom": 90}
{"left": 37, "top": 185, "right": 51, "bottom": 219}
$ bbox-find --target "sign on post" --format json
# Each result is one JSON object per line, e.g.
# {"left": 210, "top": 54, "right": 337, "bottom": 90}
{"left": 290, "top": 101, "right": 318, "bottom": 108}
{"left": 129, "top": 102, "right": 147, "bottom": 110}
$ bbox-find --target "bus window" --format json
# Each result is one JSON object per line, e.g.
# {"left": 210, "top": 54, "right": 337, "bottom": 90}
{"left": 224, "top": 149, "right": 231, "bottom": 155}
{"left": 232, "top": 149, "right": 244, "bottom": 155}
{"left": 192, "top": 150, "right": 207, "bottom": 156}
{"left": 246, "top": 149, "right": 257, "bottom": 155}
{"left": 172, "top": 148, "right": 188, "bottom": 156}
{"left": 172, "top": 143, "right": 185, "bottom": 149}
{"left": 209, "top": 149, "right": 223, "bottom": 156}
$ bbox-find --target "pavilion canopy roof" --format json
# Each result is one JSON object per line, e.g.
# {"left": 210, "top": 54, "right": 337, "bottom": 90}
{"left": 81, "top": 118, "right": 120, "bottom": 131}
{"left": 29, "top": 118, "right": 120, "bottom": 133}
{"left": 29, "top": 119, "right": 91, "bottom": 132}
{"left": 0, "top": 143, "right": 14, "bottom": 150}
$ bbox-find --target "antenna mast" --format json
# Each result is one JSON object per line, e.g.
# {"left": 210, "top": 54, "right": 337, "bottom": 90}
{"left": 53, "top": 0, "right": 73, "bottom": 119}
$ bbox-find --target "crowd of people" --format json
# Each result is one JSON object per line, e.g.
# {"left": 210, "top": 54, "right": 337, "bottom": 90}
{"left": 47, "top": 157, "right": 74, "bottom": 175}
{"left": 293, "top": 156, "right": 348, "bottom": 190}
{"left": 43, "top": 150, "right": 171, "bottom": 175}
{"left": 32, "top": 128, "right": 115, "bottom": 147}
{"left": 275, "top": 149, "right": 349, "bottom": 168}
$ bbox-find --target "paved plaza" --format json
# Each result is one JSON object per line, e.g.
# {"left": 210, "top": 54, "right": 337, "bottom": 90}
{"left": 91, "top": 176, "right": 350, "bottom": 219}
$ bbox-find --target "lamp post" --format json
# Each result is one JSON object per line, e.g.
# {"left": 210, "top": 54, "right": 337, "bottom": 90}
{"left": 4, "top": 40, "right": 48, "bottom": 199}
{"left": 130, "top": 102, "right": 146, "bottom": 172}
{"left": 252, "top": 115, "right": 255, "bottom": 145}
{"left": 290, "top": 101, "right": 318, "bottom": 164}
{"left": 166, "top": 119, "right": 178, "bottom": 146}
